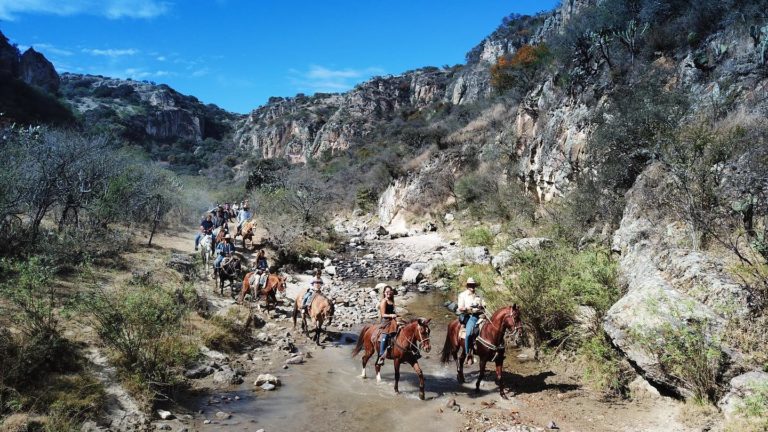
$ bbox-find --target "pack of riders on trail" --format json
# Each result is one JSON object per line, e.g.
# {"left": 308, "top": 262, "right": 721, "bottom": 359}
{"left": 191, "top": 200, "right": 517, "bottom": 397}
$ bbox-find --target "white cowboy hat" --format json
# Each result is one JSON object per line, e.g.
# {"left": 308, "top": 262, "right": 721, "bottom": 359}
{"left": 224, "top": 234, "right": 232, "bottom": 240}
{"left": 466, "top": 277, "right": 477, "bottom": 286}
{"left": 312, "top": 277, "right": 324, "bottom": 285}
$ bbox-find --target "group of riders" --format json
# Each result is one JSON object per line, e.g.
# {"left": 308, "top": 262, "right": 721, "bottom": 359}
{"left": 192, "top": 202, "right": 488, "bottom": 365}
{"left": 193, "top": 201, "right": 265, "bottom": 289}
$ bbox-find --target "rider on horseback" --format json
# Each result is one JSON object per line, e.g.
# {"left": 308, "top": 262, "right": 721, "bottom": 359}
{"left": 194, "top": 214, "right": 214, "bottom": 251}
{"left": 301, "top": 276, "right": 323, "bottom": 315}
{"left": 255, "top": 249, "right": 268, "bottom": 271}
{"left": 375, "top": 285, "right": 398, "bottom": 366}
{"left": 458, "top": 277, "right": 485, "bottom": 365}
{"left": 214, "top": 234, "right": 235, "bottom": 271}
{"left": 237, "top": 205, "right": 252, "bottom": 234}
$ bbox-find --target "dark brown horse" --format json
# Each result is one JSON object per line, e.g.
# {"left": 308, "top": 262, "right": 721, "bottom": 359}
{"left": 440, "top": 305, "right": 522, "bottom": 399}
{"left": 352, "top": 318, "right": 432, "bottom": 400}
{"left": 236, "top": 220, "right": 255, "bottom": 250}
{"left": 292, "top": 289, "right": 335, "bottom": 344}
{"left": 237, "top": 272, "right": 286, "bottom": 311}
{"left": 215, "top": 256, "right": 241, "bottom": 297}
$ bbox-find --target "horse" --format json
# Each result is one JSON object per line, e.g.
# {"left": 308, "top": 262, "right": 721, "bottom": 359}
{"left": 440, "top": 305, "right": 522, "bottom": 399}
{"left": 237, "top": 272, "right": 286, "bottom": 311}
{"left": 352, "top": 318, "right": 432, "bottom": 400}
{"left": 292, "top": 289, "right": 335, "bottom": 344}
{"left": 215, "top": 256, "right": 242, "bottom": 297}
{"left": 199, "top": 234, "right": 213, "bottom": 275}
{"left": 236, "top": 220, "right": 256, "bottom": 250}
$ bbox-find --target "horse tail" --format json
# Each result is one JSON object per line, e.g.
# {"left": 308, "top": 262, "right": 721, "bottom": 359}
{"left": 440, "top": 322, "right": 455, "bottom": 364}
{"left": 351, "top": 325, "right": 370, "bottom": 358}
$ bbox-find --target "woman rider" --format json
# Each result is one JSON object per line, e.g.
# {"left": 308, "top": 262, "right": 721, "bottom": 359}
{"left": 457, "top": 277, "right": 485, "bottom": 365}
{"left": 375, "top": 285, "right": 398, "bottom": 366}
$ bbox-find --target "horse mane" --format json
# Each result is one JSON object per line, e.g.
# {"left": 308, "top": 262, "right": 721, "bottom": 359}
{"left": 490, "top": 306, "right": 513, "bottom": 321}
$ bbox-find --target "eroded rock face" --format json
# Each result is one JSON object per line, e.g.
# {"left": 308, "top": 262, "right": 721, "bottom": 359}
{"left": 604, "top": 163, "right": 751, "bottom": 396}
{"left": 0, "top": 32, "right": 20, "bottom": 77}
{"left": 20, "top": 48, "right": 60, "bottom": 93}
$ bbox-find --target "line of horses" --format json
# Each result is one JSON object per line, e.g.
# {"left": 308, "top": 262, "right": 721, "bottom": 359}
{"left": 195, "top": 221, "right": 524, "bottom": 402}
{"left": 352, "top": 305, "right": 523, "bottom": 400}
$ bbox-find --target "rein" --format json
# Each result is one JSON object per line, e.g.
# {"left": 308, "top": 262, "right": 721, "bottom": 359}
{"left": 474, "top": 308, "right": 521, "bottom": 362}
{"left": 393, "top": 322, "right": 429, "bottom": 357}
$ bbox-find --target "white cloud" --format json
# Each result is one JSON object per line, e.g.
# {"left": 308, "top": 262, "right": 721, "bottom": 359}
{"left": 0, "top": 0, "right": 170, "bottom": 21}
{"left": 289, "top": 65, "right": 385, "bottom": 93}
{"left": 82, "top": 48, "right": 139, "bottom": 57}
{"left": 26, "top": 43, "right": 74, "bottom": 57}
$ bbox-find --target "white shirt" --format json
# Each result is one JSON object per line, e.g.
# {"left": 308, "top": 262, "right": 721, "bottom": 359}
{"left": 457, "top": 289, "right": 485, "bottom": 312}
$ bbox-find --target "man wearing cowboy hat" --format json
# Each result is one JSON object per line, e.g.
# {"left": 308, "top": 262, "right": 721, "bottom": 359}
{"left": 214, "top": 233, "right": 235, "bottom": 271}
{"left": 457, "top": 277, "right": 486, "bottom": 364}
{"left": 301, "top": 276, "right": 323, "bottom": 315}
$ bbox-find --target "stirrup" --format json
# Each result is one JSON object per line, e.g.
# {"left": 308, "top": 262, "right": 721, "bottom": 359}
{"left": 376, "top": 356, "right": 385, "bottom": 366}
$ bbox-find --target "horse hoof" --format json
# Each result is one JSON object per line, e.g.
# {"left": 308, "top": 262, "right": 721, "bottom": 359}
{"left": 500, "top": 393, "right": 509, "bottom": 400}
{"left": 419, "top": 392, "right": 425, "bottom": 401}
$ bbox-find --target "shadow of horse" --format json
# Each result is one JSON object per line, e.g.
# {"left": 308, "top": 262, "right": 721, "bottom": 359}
{"left": 458, "top": 370, "right": 580, "bottom": 397}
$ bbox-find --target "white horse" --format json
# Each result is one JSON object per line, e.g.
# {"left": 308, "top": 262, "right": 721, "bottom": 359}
{"left": 200, "top": 234, "right": 213, "bottom": 275}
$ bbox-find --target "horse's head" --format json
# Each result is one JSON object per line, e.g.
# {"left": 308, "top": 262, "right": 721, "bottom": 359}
{"left": 277, "top": 275, "right": 287, "bottom": 293}
{"left": 416, "top": 318, "right": 432, "bottom": 353}
{"left": 503, "top": 304, "right": 523, "bottom": 341}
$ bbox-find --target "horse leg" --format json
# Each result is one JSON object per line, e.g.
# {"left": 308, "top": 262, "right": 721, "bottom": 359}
{"left": 496, "top": 360, "right": 508, "bottom": 399}
{"left": 411, "top": 361, "right": 425, "bottom": 400}
{"left": 457, "top": 338, "right": 466, "bottom": 383}
{"left": 361, "top": 340, "right": 372, "bottom": 379}
{"left": 475, "top": 359, "right": 487, "bottom": 394}
{"left": 393, "top": 358, "right": 401, "bottom": 394}
{"left": 314, "top": 318, "right": 322, "bottom": 345}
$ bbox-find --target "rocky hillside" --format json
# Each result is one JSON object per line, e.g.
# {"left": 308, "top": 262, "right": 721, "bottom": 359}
{"left": 0, "top": 30, "right": 242, "bottom": 174}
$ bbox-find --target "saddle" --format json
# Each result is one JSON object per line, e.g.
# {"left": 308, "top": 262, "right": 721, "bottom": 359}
{"left": 248, "top": 273, "right": 268, "bottom": 290}
{"left": 459, "top": 315, "right": 487, "bottom": 340}
{"left": 371, "top": 321, "right": 404, "bottom": 353}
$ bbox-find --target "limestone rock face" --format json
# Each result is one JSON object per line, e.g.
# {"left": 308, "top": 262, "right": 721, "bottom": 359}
{"left": 19, "top": 48, "right": 60, "bottom": 93}
{"left": 604, "top": 163, "right": 752, "bottom": 396}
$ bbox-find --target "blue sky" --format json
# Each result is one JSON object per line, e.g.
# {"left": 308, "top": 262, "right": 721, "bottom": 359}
{"left": 1, "top": 0, "right": 558, "bottom": 113}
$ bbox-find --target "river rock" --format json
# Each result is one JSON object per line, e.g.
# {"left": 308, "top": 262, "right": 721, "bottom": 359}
{"left": 718, "top": 371, "right": 768, "bottom": 420}
{"left": 156, "top": 424, "right": 172, "bottom": 430}
{"left": 377, "top": 226, "right": 389, "bottom": 236}
{"left": 260, "top": 383, "right": 276, "bottom": 391}
{"left": 444, "top": 213, "right": 454, "bottom": 223}
{"left": 184, "top": 364, "right": 214, "bottom": 379}
{"left": 324, "top": 265, "right": 336, "bottom": 276}
{"left": 285, "top": 354, "right": 305, "bottom": 365}
{"left": 156, "top": 410, "right": 173, "bottom": 420}
{"left": 213, "top": 366, "right": 243, "bottom": 385}
{"left": 255, "top": 374, "right": 281, "bottom": 386}
{"left": 401, "top": 267, "right": 423, "bottom": 284}
{"left": 214, "top": 412, "right": 230, "bottom": 420}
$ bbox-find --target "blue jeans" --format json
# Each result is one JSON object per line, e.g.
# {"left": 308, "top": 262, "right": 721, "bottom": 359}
{"left": 465, "top": 314, "right": 478, "bottom": 356}
{"left": 379, "top": 334, "right": 388, "bottom": 357}
{"left": 302, "top": 291, "right": 314, "bottom": 308}
{"left": 214, "top": 255, "right": 225, "bottom": 269}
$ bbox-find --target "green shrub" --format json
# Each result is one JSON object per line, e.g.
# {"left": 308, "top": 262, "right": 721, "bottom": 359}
{"left": 738, "top": 382, "right": 768, "bottom": 429}
{"left": 635, "top": 316, "right": 724, "bottom": 403}
{"left": 578, "top": 333, "right": 629, "bottom": 397}
{"left": 79, "top": 283, "right": 199, "bottom": 400}
{"left": 462, "top": 227, "right": 494, "bottom": 248}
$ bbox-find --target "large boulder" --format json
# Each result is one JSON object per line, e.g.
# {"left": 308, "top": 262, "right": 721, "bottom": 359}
{"left": 492, "top": 250, "right": 514, "bottom": 270}
{"left": 604, "top": 164, "right": 751, "bottom": 396}
{"left": 462, "top": 246, "right": 490, "bottom": 264}
{"left": 401, "top": 266, "right": 423, "bottom": 284}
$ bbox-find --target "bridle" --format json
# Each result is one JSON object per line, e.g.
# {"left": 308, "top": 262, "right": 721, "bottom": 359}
{"left": 395, "top": 321, "right": 431, "bottom": 355}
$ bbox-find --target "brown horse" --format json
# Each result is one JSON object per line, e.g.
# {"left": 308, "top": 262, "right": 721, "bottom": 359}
{"left": 352, "top": 318, "right": 432, "bottom": 400}
{"left": 237, "top": 272, "right": 286, "bottom": 310}
{"left": 215, "top": 256, "right": 241, "bottom": 297}
{"left": 236, "top": 220, "right": 255, "bottom": 250}
{"left": 440, "top": 305, "right": 522, "bottom": 399}
{"left": 292, "top": 289, "right": 335, "bottom": 344}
